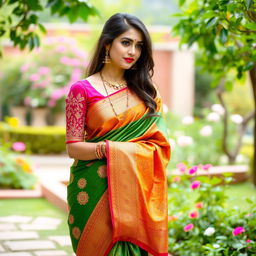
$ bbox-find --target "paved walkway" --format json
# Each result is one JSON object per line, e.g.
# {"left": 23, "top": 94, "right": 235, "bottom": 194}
{"left": 0, "top": 215, "right": 74, "bottom": 256}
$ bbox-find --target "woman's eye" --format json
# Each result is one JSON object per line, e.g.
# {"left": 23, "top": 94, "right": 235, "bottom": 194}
{"left": 136, "top": 44, "right": 143, "bottom": 49}
{"left": 121, "top": 40, "right": 130, "bottom": 46}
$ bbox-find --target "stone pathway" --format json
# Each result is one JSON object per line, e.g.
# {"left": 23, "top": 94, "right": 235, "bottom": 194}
{"left": 0, "top": 215, "right": 75, "bottom": 256}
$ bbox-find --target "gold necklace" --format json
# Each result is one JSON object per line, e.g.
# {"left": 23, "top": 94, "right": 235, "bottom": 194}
{"left": 100, "top": 72, "right": 129, "bottom": 117}
{"left": 100, "top": 72, "right": 127, "bottom": 90}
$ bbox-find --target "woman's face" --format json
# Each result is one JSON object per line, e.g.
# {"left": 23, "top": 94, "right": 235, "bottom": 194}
{"left": 107, "top": 27, "right": 143, "bottom": 70}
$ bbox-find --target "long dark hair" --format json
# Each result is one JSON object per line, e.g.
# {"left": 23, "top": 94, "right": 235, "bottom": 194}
{"left": 86, "top": 13, "right": 157, "bottom": 115}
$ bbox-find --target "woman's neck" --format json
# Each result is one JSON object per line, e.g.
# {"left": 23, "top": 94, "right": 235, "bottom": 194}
{"left": 101, "top": 65, "right": 124, "bottom": 81}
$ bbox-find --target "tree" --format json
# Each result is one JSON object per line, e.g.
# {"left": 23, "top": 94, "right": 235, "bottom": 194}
{"left": 0, "top": 0, "right": 98, "bottom": 55}
{"left": 172, "top": 0, "right": 256, "bottom": 185}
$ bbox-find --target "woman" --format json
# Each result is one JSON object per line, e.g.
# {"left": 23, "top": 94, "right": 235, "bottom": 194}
{"left": 65, "top": 13, "right": 171, "bottom": 256}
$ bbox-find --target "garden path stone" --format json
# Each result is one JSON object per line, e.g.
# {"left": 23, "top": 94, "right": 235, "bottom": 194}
{"left": 32, "top": 217, "right": 62, "bottom": 226}
{"left": 34, "top": 250, "right": 68, "bottom": 256}
{"left": 0, "top": 224, "right": 16, "bottom": 231}
{"left": 3, "top": 240, "right": 56, "bottom": 251}
{"left": 0, "top": 244, "right": 5, "bottom": 252}
{"left": 0, "top": 253, "right": 32, "bottom": 256}
{"left": 0, "top": 216, "right": 32, "bottom": 223}
{"left": 48, "top": 236, "right": 71, "bottom": 246}
{"left": 0, "top": 231, "right": 38, "bottom": 240}
{"left": 19, "top": 224, "right": 59, "bottom": 230}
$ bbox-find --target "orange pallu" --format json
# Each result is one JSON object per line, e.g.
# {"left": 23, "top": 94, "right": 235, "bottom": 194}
{"left": 67, "top": 88, "right": 171, "bottom": 256}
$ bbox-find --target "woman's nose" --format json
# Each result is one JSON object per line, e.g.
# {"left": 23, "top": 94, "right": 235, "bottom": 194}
{"left": 128, "top": 45, "right": 136, "bottom": 55}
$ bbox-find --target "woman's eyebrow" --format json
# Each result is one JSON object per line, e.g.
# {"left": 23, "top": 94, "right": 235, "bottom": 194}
{"left": 121, "top": 37, "right": 143, "bottom": 43}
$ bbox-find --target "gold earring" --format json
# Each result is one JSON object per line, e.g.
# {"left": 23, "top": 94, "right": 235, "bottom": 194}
{"left": 103, "top": 49, "right": 111, "bottom": 63}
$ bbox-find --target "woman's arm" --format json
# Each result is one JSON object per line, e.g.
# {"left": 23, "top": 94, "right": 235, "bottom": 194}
{"left": 66, "top": 141, "right": 106, "bottom": 161}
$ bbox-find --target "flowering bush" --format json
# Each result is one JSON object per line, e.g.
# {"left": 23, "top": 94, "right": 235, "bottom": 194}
{"left": 165, "top": 104, "right": 250, "bottom": 169}
{"left": 0, "top": 142, "right": 37, "bottom": 189}
{"left": 168, "top": 164, "right": 256, "bottom": 255}
{"left": 1, "top": 36, "right": 88, "bottom": 112}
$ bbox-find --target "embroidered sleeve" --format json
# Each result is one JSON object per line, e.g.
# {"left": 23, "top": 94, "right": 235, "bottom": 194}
{"left": 65, "top": 82, "right": 87, "bottom": 144}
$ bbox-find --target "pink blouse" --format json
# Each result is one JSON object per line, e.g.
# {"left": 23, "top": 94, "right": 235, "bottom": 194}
{"left": 65, "top": 80, "right": 126, "bottom": 144}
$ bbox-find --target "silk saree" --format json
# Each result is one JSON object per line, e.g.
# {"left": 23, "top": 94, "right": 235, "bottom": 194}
{"left": 66, "top": 80, "right": 171, "bottom": 256}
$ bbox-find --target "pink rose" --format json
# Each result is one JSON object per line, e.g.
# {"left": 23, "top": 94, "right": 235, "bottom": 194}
{"left": 12, "top": 142, "right": 26, "bottom": 152}
{"left": 232, "top": 226, "right": 245, "bottom": 236}
{"left": 189, "top": 166, "right": 198, "bottom": 175}
{"left": 246, "top": 239, "right": 252, "bottom": 243}
{"left": 184, "top": 223, "right": 194, "bottom": 232}
{"left": 191, "top": 181, "right": 201, "bottom": 190}
{"left": 38, "top": 66, "right": 50, "bottom": 75}
{"left": 189, "top": 210, "right": 199, "bottom": 219}
{"left": 176, "top": 163, "right": 186, "bottom": 173}
{"left": 29, "top": 73, "right": 40, "bottom": 82}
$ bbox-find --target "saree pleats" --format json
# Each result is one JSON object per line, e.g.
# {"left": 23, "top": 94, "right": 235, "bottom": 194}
{"left": 67, "top": 89, "right": 170, "bottom": 256}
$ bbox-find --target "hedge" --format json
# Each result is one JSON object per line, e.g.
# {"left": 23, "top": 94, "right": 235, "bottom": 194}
{"left": 0, "top": 122, "right": 66, "bottom": 154}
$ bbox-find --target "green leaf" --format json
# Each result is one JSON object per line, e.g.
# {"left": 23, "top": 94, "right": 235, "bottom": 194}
{"left": 13, "top": 6, "right": 24, "bottom": 16}
{"left": 220, "top": 28, "right": 228, "bottom": 44}
{"left": 246, "top": 0, "right": 253, "bottom": 9}
{"left": 26, "top": 0, "right": 43, "bottom": 11}
{"left": 38, "top": 23, "right": 46, "bottom": 34}
{"left": 243, "top": 61, "right": 255, "bottom": 71}
{"left": 50, "top": 0, "right": 63, "bottom": 15}
{"left": 179, "top": 0, "right": 186, "bottom": 7}
{"left": 33, "top": 34, "right": 40, "bottom": 47}
{"left": 68, "top": 6, "right": 79, "bottom": 23}
{"left": 246, "top": 197, "right": 253, "bottom": 204}
{"left": 244, "top": 22, "right": 256, "bottom": 30}
{"left": 59, "top": 6, "right": 70, "bottom": 16}
{"left": 10, "top": 29, "right": 16, "bottom": 40}
{"left": 79, "top": 4, "right": 90, "bottom": 22}
{"left": 206, "top": 17, "right": 218, "bottom": 29}
{"left": 0, "top": 29, "right": 5, "bottom": 36}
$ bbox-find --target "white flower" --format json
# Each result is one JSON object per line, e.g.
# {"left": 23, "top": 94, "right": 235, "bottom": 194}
{"left": 169, "top": 138, "right": 176, "bottom": 150}
{"left": 230, "top": 114, "right": 243, "bottom": 124}
{"left": 30, "top": 98, "right": 40, "bottom": 108}
{"left": 207, "top": 112, "right": 220, "bottom": 122}
{"left": 236, "top": 154, "right": 246, "bottom": 163}
{"left": 177, "top": 136, "right": 193, "bottom": 147}
{"left": 163, "top": 104, "right": 169, "bottom": 114}
{"left": 199, "top": 125, "right": 213, "bottom": 137}
{"left": 213, "top": 244, "right": 220, "bottom": 249}
{"left": 219, "top": 155, "right": 229, "bottom": 165}
{"left": 182, "top": 116, "right": 194, "bottom": 125}
{"left": 204, "top": 227, "right": 215, "bottom": 236}
{"left": 211, "top": 104, "right": 225, "bottom": 115}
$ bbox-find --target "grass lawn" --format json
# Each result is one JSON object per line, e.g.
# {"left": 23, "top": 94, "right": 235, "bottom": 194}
{"left": 0, "top": 198, "right": 73, "bottom": 255}
{"left": 225, "top": 180, "right": 256, "bottom": 210}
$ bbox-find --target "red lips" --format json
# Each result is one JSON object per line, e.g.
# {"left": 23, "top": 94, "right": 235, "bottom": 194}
{"left": 124, "top": 58, "right": 134, "bottom": 63}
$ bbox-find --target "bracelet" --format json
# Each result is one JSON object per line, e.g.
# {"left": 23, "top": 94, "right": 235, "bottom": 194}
{"left": 95, "top": 141, "right": 106, "bottom": 159}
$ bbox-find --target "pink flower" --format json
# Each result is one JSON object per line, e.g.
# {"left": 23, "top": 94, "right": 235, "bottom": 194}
{"left": 245, "top": 213, "right": 252, "bottom": 217}
{"left": 20, "top": 64, "right": 30, "bottom": 72}
{"left": 189, "top": 210, "right": 199, "bottom": 219}
{"left": 51, "top": 89, "right": 64, "bottom": 100}
{"left": 47, "top": 99, "right": 56, "bottom": 107}
{"left": 172, "top": 176, "right": 181, "bottom": 182}
{"left": 184, "top": 223, "right": 194, "bottom": 232}
{"left": 29, "top": 73, "right": 40, "bottom": 82}
{"left": 232, "top": 227, "right": 245, "bottom": 236}
{"left": 12, "top": 142, "right": 26, "bottom": 152}
{"left": 202, "top": 164, "right": 212, "bottom": 170}
{"left": 246, "top": 239, "right": 252, "bottom": 243}
{"left": 176, "top": 163, "right": 186, "bottom": 173}
{"left": 189, "top": 166, "right": 198, "bottom": 175}
{"left": 191, "top": 181, "right": 201, "bottom": 190}
{"left": 38, "top": 66, "right": 50, "bottom": 75}
{"left": 24, "top": 96, "right": 31, "bottom": 106}
{"left": 195, "top": 202, "right": 204, "bottom": 209}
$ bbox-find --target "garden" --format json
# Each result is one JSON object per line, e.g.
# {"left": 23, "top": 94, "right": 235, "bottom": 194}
{"left": 0, "top": 0, "right": 256, "bottom": 255}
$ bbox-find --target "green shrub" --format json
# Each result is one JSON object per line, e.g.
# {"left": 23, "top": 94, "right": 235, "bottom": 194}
{"left": 0, "top": 145, "right": 37, "bottom": 189}
{"left": 168, "top": 164, "right": 256, "bottom": 255}
{"left": 0, "top": 122, "right": 66, "bottom": 154}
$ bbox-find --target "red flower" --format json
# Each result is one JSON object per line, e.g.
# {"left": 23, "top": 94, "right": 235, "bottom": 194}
{"left": 189, "top": 210, "right": 199, "bottom": 219}
{"left": 232, "top": 226, "right": 245, "bottom": 236}
{"left": 184, "top": 223, "right": 194, "bottom": 232}
{"left": 188, "top": 166, "right": 198, "bottom": 175}
{"left": 195, "top": 202, "right": 203, "bottom": 209}
{"left": 191, "top": 180, "right": 201, "bottom": 190}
